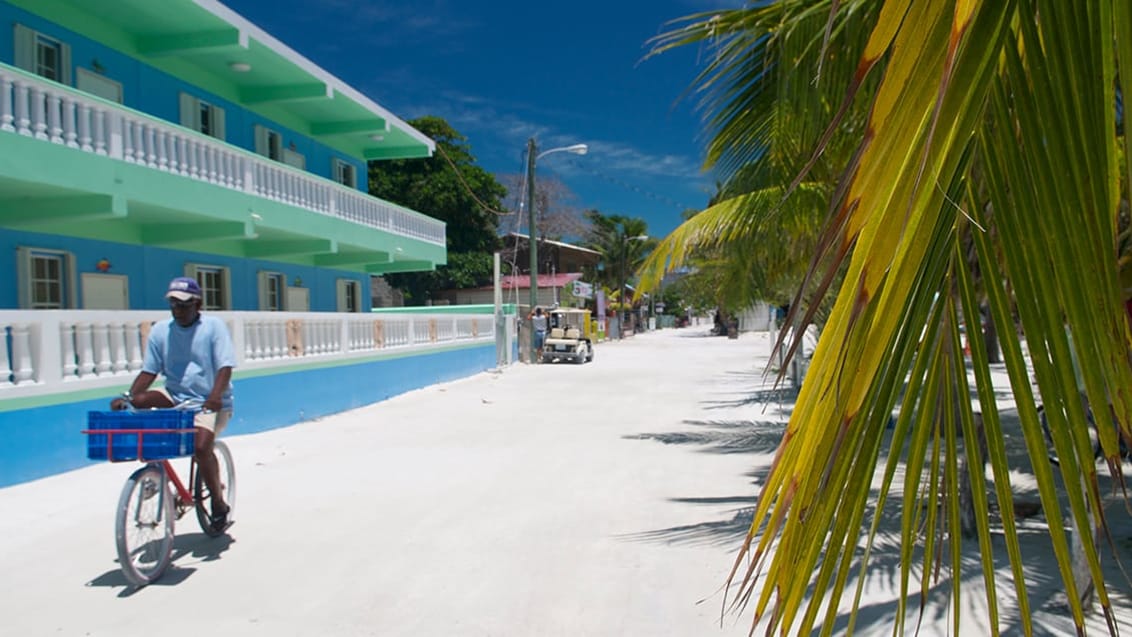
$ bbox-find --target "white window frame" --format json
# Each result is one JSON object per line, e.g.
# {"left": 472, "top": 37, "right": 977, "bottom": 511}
{"left": 332, "top": 158, "right": 357, "bottom": 189}
{"left": 184, "top": 264, "right": 231, "bottom": 311}
{"left": 179, "top": 92, "right": 226, "bottom": 140}
{"left": 336, "top": 278, "right": 361, "bottom": 313}
{"left": 13, "top": 24, "right": 72, "bottom": 85}
{"left": 16, "top": 246, "right": 76, "bottom": 309}
{"left": 257, "top": 271, "right": 287, "bottom": 311}
{"left": 254, "top": 125, "right": 283, "bottom": 161}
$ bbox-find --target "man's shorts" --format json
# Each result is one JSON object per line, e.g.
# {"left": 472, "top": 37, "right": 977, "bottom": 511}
{"left": 155, "top": 389, "right": 232, "bottom": 435}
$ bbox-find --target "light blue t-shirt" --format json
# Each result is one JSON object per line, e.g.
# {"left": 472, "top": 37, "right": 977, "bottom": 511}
{"left": 143, "top": 315, "right": 236, "bottom": 410}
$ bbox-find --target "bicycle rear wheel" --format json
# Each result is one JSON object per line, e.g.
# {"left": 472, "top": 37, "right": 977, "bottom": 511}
{"left": 115, "top": 465, "right": 174, "bottom": 586}
{"left": 194, "top": 440, "right": 236, "bottom": 537}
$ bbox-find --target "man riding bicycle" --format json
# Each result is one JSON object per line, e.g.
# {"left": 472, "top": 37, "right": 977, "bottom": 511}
{"left": 110, "top": 276, "right": 236, "bottom": 532}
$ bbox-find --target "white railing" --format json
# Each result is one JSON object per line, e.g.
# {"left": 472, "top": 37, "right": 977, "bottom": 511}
{"left": 0, "top": 310, "right": 497, "bottom": 400}
{"left": 0, "top": 63, "right": 445, "bottom": 246}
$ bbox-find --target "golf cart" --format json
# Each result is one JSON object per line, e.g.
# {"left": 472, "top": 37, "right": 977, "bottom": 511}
{"left": 541, "top": 308, "right": 594, "bottom": 364}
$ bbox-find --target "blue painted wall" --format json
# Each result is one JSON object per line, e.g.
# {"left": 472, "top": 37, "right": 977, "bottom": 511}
{"left": 0, "top": 228, "right": 370, "bottom": 311}
{"left": 1, "top": 343, "right": 496, "bottom": 487}
{"left": 0, "top": 2, "right": 368, "bottom": 186}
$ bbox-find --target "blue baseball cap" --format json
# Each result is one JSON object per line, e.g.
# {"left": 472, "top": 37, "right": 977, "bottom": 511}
{"left": 165, "top": 277, "right": 202, "bottom": 301}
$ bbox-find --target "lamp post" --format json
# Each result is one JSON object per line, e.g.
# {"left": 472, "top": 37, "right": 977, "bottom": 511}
{"left": 525, "top": 138, "right": 588, "bottom": 361}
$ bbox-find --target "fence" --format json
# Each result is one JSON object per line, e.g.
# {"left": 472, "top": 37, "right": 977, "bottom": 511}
{"left": 0, "top": 309, "right": 496, "bottom": 400}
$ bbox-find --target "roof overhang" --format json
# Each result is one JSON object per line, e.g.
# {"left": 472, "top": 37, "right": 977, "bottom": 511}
{"left": 9, "top": 0, "right": 434, "bottom": 162}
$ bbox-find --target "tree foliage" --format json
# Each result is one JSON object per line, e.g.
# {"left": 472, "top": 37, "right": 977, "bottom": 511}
{"left": 651, "top": 1, "right": 1132, "bottom": 635}
{"left": 498, "top": 173, "right": 590, "bottom": 242}
{"left": 583, "top": 211, "right": 654, "bottom": 308}
{"left": 368, "top": 116, "right": 507, "bottom": 304}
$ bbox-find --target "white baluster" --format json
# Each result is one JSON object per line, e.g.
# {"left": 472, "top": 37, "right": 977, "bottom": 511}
{"left": 305, "top": 322, "right": 316, "bottom": 355}
{"left": 93, "top": 110, "right": 107, "bottom": 155}
{"left": 188, "top": 141, "right": 200, "bottom": 179}
{"left": 15, "top": 81, "right": 31, "bottom": 135}
{"left": 145, "top": 126, "right": 157, "bottom": 166}
{"left": 0, "top": 76, "right": 13, "bottom": 132}
{"left": 60, "top": 321, "right": 78, "bottom": 379}
{"left": 75, "top": 323, "right": 95, "bottom": 378}
{"left": 30, "top": 86, "right": 48, "bottom": 139}
{"left": 110, "top": 323, "right": 128, "bottom": 374}
{"left": 225, "top": 154, "right": 236, "bottom": 188}
{"left": 47, "top": 94, "right": 62, "bottom": 143}
{"left": 0, "top": 325, "right": 12, "bottom": 386}
{"left": 125, "top": 323, "right": 143, "bottom": 372}
{"left": 156, "top": 129, "right": 169, "bottom": 170}
{"left": 62, "top": 100, "right": 78, "bottom": 148}
{"left": 247, "top": 320, "right": 261, "bottom": 361}
{"left": 11, "top": 324, "right": 34, "bottom": 384}
{"left": 77, "top": 104, "right": 92, "bottom": 151}
{"left": 173, "top": 137, "right": 186, "bottom": 175}
{"left": 121, "top": 118, "right": 135, "bottom": 161}
{"left": 272, "top": 323, "right": 285, "bottom": 358}
{"left": 93, "top": 324, "right": 111, "bottom": 375}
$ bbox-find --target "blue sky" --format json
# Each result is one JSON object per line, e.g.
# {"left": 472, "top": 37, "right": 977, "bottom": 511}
{"left": 224, "top": 0, "right": 735, "bottom": 238}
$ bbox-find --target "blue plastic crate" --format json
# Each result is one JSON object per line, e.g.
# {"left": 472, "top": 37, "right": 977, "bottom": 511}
{"left": 86, "top": 410, "right": 196, "bottom": 461}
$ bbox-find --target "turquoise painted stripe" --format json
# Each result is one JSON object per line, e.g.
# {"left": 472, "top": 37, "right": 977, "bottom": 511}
{"left": 0, "top": 344, "right": 497, "bottom": 487}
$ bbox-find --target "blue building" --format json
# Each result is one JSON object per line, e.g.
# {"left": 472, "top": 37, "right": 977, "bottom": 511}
{"left": 0, "top": 0, "right": 504, "bottom": 486}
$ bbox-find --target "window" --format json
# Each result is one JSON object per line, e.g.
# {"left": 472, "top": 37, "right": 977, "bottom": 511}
{"left": 179, "top": 93, "right": 226, "bottom": 140}
{"left": 254, "top": 125, "right": 283, "bottom": 161}
{"left": 13, "top": 24, "right": 72, "bottom": 84}
{"left": 257, "top": 271, "right": 286, "bottom": 311}
{"left": 337, "top": 279, "right": 362, "bottom": 312}
{"left": 16, "top": 247, "right": 76, "bottom": 309}
{"left": 332, "top": 159, "right": 357, "bottom": 188}
{"left": 184, "top": 264, "right": 231, "bottom": 311}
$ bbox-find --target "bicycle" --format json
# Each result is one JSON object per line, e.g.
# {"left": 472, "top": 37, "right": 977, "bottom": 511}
{"left": 84, "top": 403, "right": 235, "bottom": 587}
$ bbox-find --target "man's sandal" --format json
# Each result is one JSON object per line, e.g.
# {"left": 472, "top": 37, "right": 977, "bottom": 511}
{"left": 210, "top": 504, "right": 231, "bottom": 533}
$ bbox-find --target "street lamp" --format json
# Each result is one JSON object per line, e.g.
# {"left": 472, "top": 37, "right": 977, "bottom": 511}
{"left": 619, "top": 234, "right": 648, "bottom": 339}
{"left": 525, "top": 138, "right": 588, "bottom": 361}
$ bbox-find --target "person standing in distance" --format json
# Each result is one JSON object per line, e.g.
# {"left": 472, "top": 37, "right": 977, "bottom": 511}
{"left": 110, "top": 277, "right": 236, "bottom": 531}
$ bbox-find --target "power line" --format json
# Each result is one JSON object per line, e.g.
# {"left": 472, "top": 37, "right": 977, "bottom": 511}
{"left": 561, "top": 157, "right": 702, "bottom": 213}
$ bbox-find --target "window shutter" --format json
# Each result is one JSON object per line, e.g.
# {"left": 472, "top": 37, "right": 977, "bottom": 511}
{"left": 13, "top": 24, "right": 33, "bottom": 73}
{"left": 221, "top": 267, "right": 232, "bottom": 310}
{"left": 60, "top": 41, "right": 72, "bottom": 85}
{"left": 212, "top": 106, "right": 226, "bottom": 140}
{"left": 336, "top": 279, "right": 348, "bottom": 312}
{"left": 254, "top": 125, "right": 268, "bottom": 156}
{"left": 257, "top": 271, "right": 270, "bottom": 310}
{"left": 179, "top": 93, "right": 197, "bottom": 129}
{"left": 15, "top": 247, "right": 31, "bottom": 309}
{"left": 63, "top": 250, "right": 77, "bottom": 308}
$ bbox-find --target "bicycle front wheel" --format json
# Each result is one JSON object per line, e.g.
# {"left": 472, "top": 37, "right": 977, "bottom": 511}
{"left": 115, "top": 465, "right": 174, "bottom": 586}
{"left": 195, "top": 440, "right": 236, "bottom": 537}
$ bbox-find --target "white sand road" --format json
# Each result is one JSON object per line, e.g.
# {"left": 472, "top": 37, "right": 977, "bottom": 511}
{"left": 1, "top": 327, "right": 1130, "bottom": 637}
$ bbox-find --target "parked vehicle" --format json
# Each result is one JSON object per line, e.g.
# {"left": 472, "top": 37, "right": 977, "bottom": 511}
{"left": 541, "top": 308, "right": 594, "bottom": 364}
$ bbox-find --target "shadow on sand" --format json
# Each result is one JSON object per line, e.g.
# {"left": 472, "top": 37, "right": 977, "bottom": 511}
{"left": 85, "top": 531, "right": 234, "bottom": 597}
{"left": 622, "top": 393, "right": 1132, "bottom": 635}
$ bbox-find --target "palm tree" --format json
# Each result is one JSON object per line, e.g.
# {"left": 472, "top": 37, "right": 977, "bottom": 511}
{"left": 648, "top": 1, "right": 1132, "bottom": 635}
{"left": 585, "top": 212, "right": 652, "bottom": 313}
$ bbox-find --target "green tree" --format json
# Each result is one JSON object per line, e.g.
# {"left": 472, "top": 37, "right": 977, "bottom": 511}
{"left": 583, "top": 211, "right": 653, "bottom": 310}
{"left": 368, "top": 116, "right": 507, "bottom": 304}
{"left": 650, "top": 2, "right": 1132, "bottom": 636}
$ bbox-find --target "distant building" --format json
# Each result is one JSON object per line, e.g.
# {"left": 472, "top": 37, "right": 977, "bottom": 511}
{"left": 502, "top": 232, "right": 601, "bottom": 276}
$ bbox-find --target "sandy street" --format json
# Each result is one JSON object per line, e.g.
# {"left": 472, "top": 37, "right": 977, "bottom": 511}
{"left": 3, "top": 325, "right": 1131, "bottom": 637}
{"left": 0, "top": 327, "right": 780, "bottom": 637}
